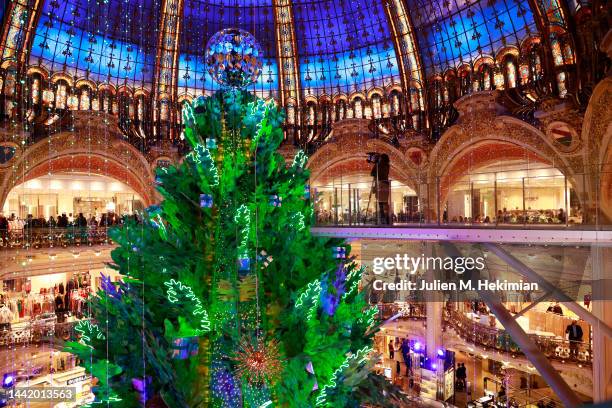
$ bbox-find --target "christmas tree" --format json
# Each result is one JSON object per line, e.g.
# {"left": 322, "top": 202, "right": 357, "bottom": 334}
{"left": 66, "top": 30, "right": 405, "bottom": 408}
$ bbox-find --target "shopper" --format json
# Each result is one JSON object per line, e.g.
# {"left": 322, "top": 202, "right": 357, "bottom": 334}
{"left": 393, "top": 339, "right": 404, "bottom": 377}
{"left": 76, "top": 213, "right": 87, "bottom": 227}
{"left": 0, "top": 213, "right": 8, "bottom": 246}
{"left": 58, "top": 213, "right": 68, "bottom": 228}
{"left": 565, "top": 320, "right": 583, "bottom": 359}
{"left": 388, "top": 340, "right": 395, "bottom": 360}
{"left": 401, "top": 338, "right": 411, "bottom": 376}
{"left": 456, "top": 363, "right": 467, "bottom": 390}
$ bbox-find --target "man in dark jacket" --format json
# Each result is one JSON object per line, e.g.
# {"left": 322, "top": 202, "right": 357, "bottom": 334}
{"left": 0, "top": 214, "right": 8, "bottom": 246}
{"left": 566, "top": 320, "right": 583, "bottom": 359}
{"left": 58, "top": 213, "right": 68, "bottom": 228}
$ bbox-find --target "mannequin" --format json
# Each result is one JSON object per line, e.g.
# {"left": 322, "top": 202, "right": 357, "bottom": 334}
{"left": 0, "top": 300, "right": 13, "bottom": 330}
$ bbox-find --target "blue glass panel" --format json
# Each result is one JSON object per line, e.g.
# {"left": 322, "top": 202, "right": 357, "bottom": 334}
{"left": 407, "top": 0, "right": 538, "bottom": 75}
{"left": 293, "top": 0, "right": 400, "bottom": 96}
{"left": 29, "top": 0, "right": 159, "bottom": 85}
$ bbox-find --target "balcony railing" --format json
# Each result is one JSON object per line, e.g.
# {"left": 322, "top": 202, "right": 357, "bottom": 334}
{"left": 375, "top": 304, "right": 591, "bottom": 366}
{"left": 444, "top": 309, "right": 592, "bottom": 365}
{"left": 0, "top": 318, "right": 88, "bottom": 346}
{"left": 0, "top": 227, "right": 111, "bottom": 250}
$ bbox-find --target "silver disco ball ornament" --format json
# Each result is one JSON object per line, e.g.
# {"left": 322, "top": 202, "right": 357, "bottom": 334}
{"left": 205, "top": 28, "right": 263, "bottom": 88}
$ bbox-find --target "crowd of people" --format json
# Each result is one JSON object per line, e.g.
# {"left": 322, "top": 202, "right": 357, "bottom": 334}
{"left": 0, "top": 211, "right": 139, "bottom": 248}
{"left": 445, "top": 207, "right": 578, "bottom": 225}
{"left": 315, "top": 206, "right": 580, "bottom": 226}
{"left": 0, "top": 212, "right": 126, "bottom": 230}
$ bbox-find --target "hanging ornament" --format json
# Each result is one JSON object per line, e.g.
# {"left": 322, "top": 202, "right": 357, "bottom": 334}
{"left": 233, "top": 337, "right": 284, "bottom": 385}
{"left": 170, "top": 336, "right": 199, "bottom": 360}
{"left": 237, "top": 257, "right": 251, "bottom": 271}
{"left": 320, "top": 263, "right": 347, "bottom": 316}
{"left": 257, "top": 250, "right": 273, "bottom": 268}
{"left": 205, "top": 137, "right": 217, "bottom": 149}
{"left": 131, "top": 376, "right": 152, "bottom": 405}
{"left": 147, "top": 205, "right": 162, "bottom": 217}
{"left": 332, "top": 246, "right": 346, "bottom": 259}
{"left": 305, "top": 361, "right": 319, "bottom": 392}
{"left": 304, "top": 185, "right": 311, "bottom": 199}
{"left": 269, "top": 195, "right": 282, "bottom": 207}
{"left": 199, "top": 193, "right": 213, "bottom": 208}
{"left": 205, "top": 28, "right": 263, "bottom": 88}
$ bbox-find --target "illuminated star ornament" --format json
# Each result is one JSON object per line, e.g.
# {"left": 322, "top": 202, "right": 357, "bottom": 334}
{"left": 233, "top": 337, "right": 284, "bottom": 385}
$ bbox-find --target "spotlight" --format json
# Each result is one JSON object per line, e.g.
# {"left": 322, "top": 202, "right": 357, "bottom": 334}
{"left": 437, "top": 348, "right": 446, "bottom": 358}
{"left": 2, "top": 374, "right": 14, "bottom": 389}
{"left": 431, "top": 363, "right": 438, "bottom": 370}
{"left": 413, "top": 341, "right": 422, "bottom": 352}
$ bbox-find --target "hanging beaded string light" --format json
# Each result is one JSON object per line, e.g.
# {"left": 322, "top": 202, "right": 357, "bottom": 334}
{"left": 205, "top": 28, "right": 263, "bottom": 88}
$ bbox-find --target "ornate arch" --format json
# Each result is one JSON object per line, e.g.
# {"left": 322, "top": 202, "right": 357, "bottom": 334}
{"left": 427, "top": 97, "right": 575, "bottom": 218}
{"left": 429, "top": 115, "right": 571, "bottom": 181}
{"left": 0, "top": 113, "right": 158, "bottom": 208}
{"left": 307, "top": 133, "right": 420, "bottom": 192}
{"left": 582, "top": 77, "right": 612, "bottom": 223}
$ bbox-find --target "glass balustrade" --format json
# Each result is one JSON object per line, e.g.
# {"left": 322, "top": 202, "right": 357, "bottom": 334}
{"left": 312, "top": 169, "right": 610, "bottom": 229}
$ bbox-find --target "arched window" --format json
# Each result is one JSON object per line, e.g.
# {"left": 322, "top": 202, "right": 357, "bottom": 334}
{"left": 551, "top": 38, "right": 564, "bottom": 66}
{"left": 562, "top": 42, "right": 574, "bottom": 64}
{"left": 460, "top": 71, "right": 471, "bottom": 95}
{"left": 371, "top": 94, "right": 382, "bottom": 119}
{"left": 67, "top": 91, "right": 79, "bottom": 110}
{"left": 481, "top": 66, "right": 492, "bottom": 90}
{"left": 528, "top": 47, "right": 543, "bottom": 81}
{"left": 305, "top": 102, "right": 316, "bottom": 126}
{"left": 160, "top": 99, "right": 170, "bottom": 121}
{"left": 409, "top": 88, "right": 419, "bottom": 111}
{"left": 505, "top": 59, "right": 517, "bottom": 88}
{"left": 353, "top": 97, "right": 363, "bottom": 119}
{"left": 390, "top": 91, "right": 401, "bottom": 114}
{"left": 79, "top": 87, "right": 91, "bottom": 110}
{"left": 494, "top": 68, "right": 505, "bottom": 90}
{"left": 519, "top": 64, "right": 530, "bottom": 85}
{"left": 336, "top": 100, "right": 346, "bottom": 121}
{"left": 42, "top": 87, "right": 54, "bottom": 106}
{"left": 100, "top": 90, "right": 112, "bottom": 113}
{"left": 91, "top": 96, "right": 100, "bottom": 111}
{"left": 4, "top": 70, "right": 16, "bottom": 97}
{"left": 286, "top": 103, "right": 295, "bottom": 125}
{"left": 137, "top": 96, "right": 145, "bottom": 121}
{"left": 55, "top": 81, "right": 68, "bottom": 109}
{"left": 28, "top": 74, "right": 41, "bottom": 105}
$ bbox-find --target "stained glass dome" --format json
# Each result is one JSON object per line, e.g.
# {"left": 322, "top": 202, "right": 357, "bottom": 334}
{"left": 16, "top": 0, "right": 546, "bottom": 99}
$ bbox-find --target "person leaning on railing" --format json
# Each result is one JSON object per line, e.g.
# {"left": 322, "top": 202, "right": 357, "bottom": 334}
{"left": 0, "top": 213, "right": 8, "bottom": 246}
{"left": 565, "top": 320, "right": 583, "bottom": 359}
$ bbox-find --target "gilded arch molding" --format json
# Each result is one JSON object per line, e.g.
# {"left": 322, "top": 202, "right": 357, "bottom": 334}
{"left": 581, "top": 77, "right": 612, "bottom": 223}
{"left": 425, "top": 110, "right": 580, "bottom": 220}
{"left": 307, "top": 133, "right": 421, "bottom": 192}
{"left": 0, "top": 120, "right": 158, "bottom": 209}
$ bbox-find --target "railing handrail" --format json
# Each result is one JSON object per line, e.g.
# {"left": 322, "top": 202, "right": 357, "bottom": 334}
{"left": 444, "top": 309, "right": 592, "bottom": 365}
